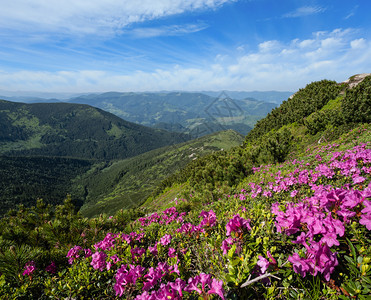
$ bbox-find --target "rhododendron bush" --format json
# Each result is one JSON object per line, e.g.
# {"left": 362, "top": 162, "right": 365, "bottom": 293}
{"left": 1, "top": 127, "right": 370, "bottom": 299}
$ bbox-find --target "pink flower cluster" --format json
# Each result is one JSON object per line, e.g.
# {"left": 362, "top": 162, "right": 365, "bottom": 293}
{"left": 176, "top": 209, "right": 217, "bottom": 236}
{"left": 121, "top": 231, "right": 145, "bottom": 245}
{"left": 221, "top": 214, "right": 251, "bottom": 255}
{"left": 226, "top": 214, "right": 251, "bottom": 237}
{"left": 243, "top": 143, "right": 371, "bottom": 202}
{"left": 113, "top": 260, "right": 225, "bottom": 299}
{"left": 66, "top": 245, "right": 83, "bottom": 264}
{"left": 91, "top": 251, "right": 108, "bottom": 271}
{"left": 288, "top": 243, "right": 338, "bottom": 281}
{"left": 138, "top": 207, "right": 187, "bottom": 227}
{"left": 199, "top": 210, "right": 217, "bottom": 228}
{"left": 94, "top": 232, "right": 116, "bottom": 251}
{"left": 257, "top": 251, "right": 277, "bottom": 274}
{"left": 66, "top": 245, "right": 92, "bottom": 264}
{"left": 272, "top": 185, "right": 371, "bottom": 281}
{"left": 22, "top": 261, "right": 36, "bottom": 276}
{"left": 65, "top": 204, "right": 226, "bottom": 299}
{"left": 134, "top": 272, "right": 225, "bottom": 300}
{"left": 114, "top": 264, "right": 146, "bottom": 296}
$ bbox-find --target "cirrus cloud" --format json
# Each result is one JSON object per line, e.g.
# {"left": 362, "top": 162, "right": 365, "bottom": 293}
{"left": 0, "top": 0, "right": 233, "bottom": 36}
{"left": 283, "top": 6, "right": 326, "bottom": 18}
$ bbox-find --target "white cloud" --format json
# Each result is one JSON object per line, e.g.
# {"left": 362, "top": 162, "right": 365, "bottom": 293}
{"left": 283, "top": 6, "right": 326, "bottom": 18}
{"left": 0, "top": 0, "right": 233, "bottom": 36}
{"left": 258, "top": 40, "right": 281, "bottom": 52}
{"left": 298, "top": 39, "right": 315, "bottom": 48}
{"left": 351, "top": 38, "right": 367, "bottom": 49}
{"left": 1, "top": 28, "right": 370, "bottom": 92}
{"left": 128, "top": 23, "right": 208, "bottom": 38}
{"left": 344, "top": 5, "right": 359, "bottom": 20}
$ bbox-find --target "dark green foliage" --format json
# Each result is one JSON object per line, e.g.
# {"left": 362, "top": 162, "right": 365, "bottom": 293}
{"left": 0, "top": 156, "right": 94, "bottom": 215}
{"left": 263, "top": 128, "right": 293, "bottom": 163}
{"left": 0, "top": 197, "right": 144, "bottom": 287}
{"left": 153, "top": 146, "right": 253, "bottom": 198}
{"left": 342, "top": 75, "right": 371, "bottom": 123}
{"left": 245, "top": 80, "right": 342, "bottom": 143}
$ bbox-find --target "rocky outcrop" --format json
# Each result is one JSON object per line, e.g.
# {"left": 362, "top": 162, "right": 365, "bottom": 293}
{"left": 342, "top": 73, "right": 371, "bottom": 89}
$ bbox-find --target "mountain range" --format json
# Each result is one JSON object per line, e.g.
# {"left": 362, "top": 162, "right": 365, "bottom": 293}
{"left": 0, "top": 91, "right": 284, "bottom": 137}
{"left": 0, "top": 98, "right": 243, "bottom": 215}
{"left": 2, "top": 74, "right": 368, "bottom": 217}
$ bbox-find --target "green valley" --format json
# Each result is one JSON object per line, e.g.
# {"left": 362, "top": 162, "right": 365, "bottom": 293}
{"left": 77, "top": 130, "right": 244, "bottom": 217}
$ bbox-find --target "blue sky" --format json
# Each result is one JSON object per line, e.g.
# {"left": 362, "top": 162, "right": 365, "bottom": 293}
{"left": 0, "top": 0, "right": 370, "bottom": 93}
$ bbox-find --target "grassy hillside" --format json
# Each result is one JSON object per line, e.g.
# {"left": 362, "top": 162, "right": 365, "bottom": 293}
{"left": 0, "top": 100, "right": 189, "bottom": 160}
{"left": 77, "top": 130, "right": 244, "bottom": 217}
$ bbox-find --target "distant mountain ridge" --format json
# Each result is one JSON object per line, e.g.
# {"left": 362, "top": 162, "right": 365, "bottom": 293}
{"left": 0, "top": 91, "right": 282, "bottom": 137}
{"left": 200, "top": 90, "right": 293, "bottom": 103}
{"left": 66, "top": 91, "right": 277, "bottom": 137}
{"left": 0, "top": 99, "right": 189, "bottom": 160}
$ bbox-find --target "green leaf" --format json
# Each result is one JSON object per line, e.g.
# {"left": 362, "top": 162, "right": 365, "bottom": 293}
{"left": 347, "top": 238, "right": 357, "bottom": 262}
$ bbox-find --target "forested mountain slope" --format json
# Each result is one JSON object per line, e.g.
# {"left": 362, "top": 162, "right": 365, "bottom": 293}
{"left": 77, "top": 130, "right": 244, "bottom": 217}
{"left": 0, "top": 156, "right": 94, "bottom": 215}
{"left": 0, "top": 100, "right": 189, "bottom": 160}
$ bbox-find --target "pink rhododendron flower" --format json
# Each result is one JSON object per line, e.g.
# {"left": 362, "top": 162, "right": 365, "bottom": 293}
{"left": 160, "top": 234, "right": 172, "bottom": 246}
{"left": 185, "top": 276, "right": 202, "bottom": 294}
{"left": 226, "top": 214, "right": 251, "bottom": 237}
{"left": 94, "top": 233, "right": 116, "bottom": 251}
{"left": 168, "top": 247, "right": 176, "bottom": 258}
{"left": 22, "top": 261, "right": 36, "bottom": 276}
{"left": 290, "top": 190, "right": 298, "bottom": 198}
{"left": 148, "top": 243, "right": 158, "bottom": 255}
{"left": 143, "top": 267, "right": 162, "bottom": 291}
{"left": 66, "top": 245, "right": 82, "bottom": 264}
{"left": 115, "top": 265, "right": 145, "bottom": 297}
{"left": 257, "top": 251, "right": 277, "bottom": 274}
{"left": 288, "top": 253, "right": 312, "bottom": 278}
{"left": 207, "top": 278, "right": 225, "bottom": 300}
{"left": 91, "top": 251, "right": 107, "bottom": 271}
{"left": 84, "top": 248, "right": 93, "bottom": 258}
{"left": 353, "top": 175, "right": 366, "bottom": 184}
{"left": 360, "top": 200, "right": 371, "bottom": 230}
{"left": 221, "top": 237, "right": 234, "bottom": 255}
{"left": 110, "top": 254, "right": 120, "bottom": 264}
{"left": 199, "top": 210, "right": 217, "bottom": 227}
{"left": 169, "top": 278, "right": 186, "bottom": 297}
{"left": 257, "top": 256, "right": 270, "bottom": 274}
{"left": 199, "top": 273, "right": 212, "bottom": 291}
